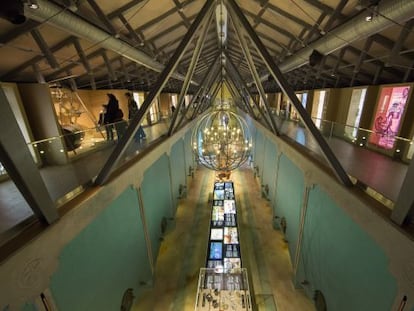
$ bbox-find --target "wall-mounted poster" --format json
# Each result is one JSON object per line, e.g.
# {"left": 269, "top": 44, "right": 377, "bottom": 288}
{"left": 370, "top": 86, "right": 410, "bottom": 149}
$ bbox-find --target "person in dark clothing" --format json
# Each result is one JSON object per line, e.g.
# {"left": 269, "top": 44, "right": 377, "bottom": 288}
{"left": 125, "top": 92, "right": 146, "bottom": 141}
{"left": 98, "top": 104, "right": 112, "bottom": 141}
{"left": 125, "top": 92, "right": 138, "bottom": 120}
{"left": 105, "top": 93, "right": 119, "bottom": 122}
{"left": 104, "top": 93, "right": 120, "bottom": 140}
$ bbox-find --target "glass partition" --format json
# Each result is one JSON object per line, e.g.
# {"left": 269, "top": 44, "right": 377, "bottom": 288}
{"left": 264, "top": 109, "right": 410, "bottom": 209}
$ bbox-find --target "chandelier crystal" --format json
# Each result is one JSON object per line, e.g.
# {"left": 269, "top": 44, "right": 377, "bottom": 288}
{"left": 191, "top": 104, "right": 252, "bottom": 172}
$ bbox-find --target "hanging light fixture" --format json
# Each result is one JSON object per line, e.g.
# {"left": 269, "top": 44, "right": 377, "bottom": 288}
{"left": 191, "top": 79, "right": 252, "bottom": 172}
{"left": 191, "top": 108, "right": 252, "bottom": 172}
{"left": 191, "top": 1, "right": 252, "bottom": 173}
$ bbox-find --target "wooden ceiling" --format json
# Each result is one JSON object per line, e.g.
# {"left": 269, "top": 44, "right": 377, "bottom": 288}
{"left": 1, "top": 0, "right": 414, "bottom": 94}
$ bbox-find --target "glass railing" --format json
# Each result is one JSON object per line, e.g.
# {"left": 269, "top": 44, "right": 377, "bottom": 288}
{"left": 1, "top": 105, "right": 411, "bottom": 242}
{"left": 264, "top": 110, "right": 411, "bottom": 209}
{"left": 0, "top": 115, "right": 182, "bottom": 241}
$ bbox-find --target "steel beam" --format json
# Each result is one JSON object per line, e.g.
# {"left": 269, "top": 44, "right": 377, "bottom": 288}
{"left": 94, "top": 0, "right": 215, "bottom": 185}
{"left": 118, "top": 14, "right": 143, "bottom": 45}
{"left": 224, "top": 52, "right": 274, "bottom": 132}
{"left": 192, "top": 68, "right": 221, "bottom": 119}
{"left": 225, "top": 80, "right": 246, "bottom": 111}
{"left": 0, "top": 88, "right": 58, "bottom": 224}
{"left": 226, "top": 67, "right": 254, "bottom": 118}
{"left": 174, "top": 55, "right": 220, "bottom": 130}
{"left": 226, "top": 0, "right": 353, "bottom": 187}
{"left": 73, "top": 38, "right": 92, "bottom": 74}
{"left": 354, "top": 37, "right": 373, "bottom": 74}
{"left": 190, "top": 61, "right": 221, "bottom": 120}
{"left": 224, "top": 60, "right": 258, "bottom": 119}
{"left": 230, "top": 14, "right": 279, "bottom": 135}
{"left": 32, "top": 63, "right": 46, "bottom": 84}
{"left": 223, "top": 77, "right": 250, "bottom": 114}
{"left": 86, "top": 0, "right": 116, "bottom": 34}
{"left": 193, "top": 69, "right": 222, "bottom": 118}
{"left": 387, "top": 19, "right": 414, "bottom": 67}
{"left": 168, "top": 11, "right": 213, "bottom": 136}
{"left": 372, "top": 63, "right": 384, "bottom": 85}
{"left": 30, "top": 29, "right": 60, "bottom": 69}
{"left": 101, "top": 51, "right": 117, "bottom": 81}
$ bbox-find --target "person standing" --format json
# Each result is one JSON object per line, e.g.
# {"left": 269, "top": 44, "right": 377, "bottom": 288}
{"left": 104, "top": 93, "right": 119, "bottom": 140}
{"left": 125, "top": 92, "right": 146, "bottom": 141}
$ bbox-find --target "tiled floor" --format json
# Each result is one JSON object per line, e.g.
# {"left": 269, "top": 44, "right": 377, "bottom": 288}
{"left": 133, "top": 166, "right": 315, "bottom": 311}
{"left": 278, "top": 119, "right": 408, "bottom": 202}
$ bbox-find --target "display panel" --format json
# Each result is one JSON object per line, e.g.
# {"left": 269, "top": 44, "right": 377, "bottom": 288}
{"left": 370, "top": 86, "right": 410, "bottom": 149}
{"left": 207, "top": 260, "right": 223, "bottom": 269}
{"left": 224, "top": 258, "right": 241, "bottom": 272}
{"left": 224, "top": 214, "right": 236, "bottom": 227}
{"left": 224, "top": 227, "right": 239, "bottom": 244}
{"left": 209, "top": 242, "right": 223, "bottom": 259}
{"left": 212, "top": 206, "right": 224, "bottom": 221}
{"left": 210, "top": 228, "right": 223, "bottom": 240}
{"left": 214, "top": 182, "right": 224, "bottom": 190}
{"left": 224, "top": 244, "right": 240, "bottom": 257}
{"left": 214, "top": 189, "right": 225, "bottom": 200}
{"left": 224, "top": 200, "right": 236, "bottom": 214}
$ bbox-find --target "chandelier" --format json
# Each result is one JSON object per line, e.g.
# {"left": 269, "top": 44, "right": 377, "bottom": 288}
{"left": 191, "top": 103, "right": 252, "bottom": 172}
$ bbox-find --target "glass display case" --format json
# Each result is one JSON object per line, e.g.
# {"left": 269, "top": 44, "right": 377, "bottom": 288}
{"left": 196, "top": 181, "right": 252, "bottom": 311}
{"left": 195, "top": 268, "right": 252, "bottom": 311}
{"left": 205, "top": 181, "right": 241, "bottom": 271}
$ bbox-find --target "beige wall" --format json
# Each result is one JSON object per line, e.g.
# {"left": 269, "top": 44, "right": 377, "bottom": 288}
{"left": 325, "top": 88, "right": 353, "bottom": 124}
{"left": 359, "top": 85, "right": 380, "bottom": 130}
{"left": 76, "top": 89, "right": 129, "bottom": 127}
{"left": 18, "top": 83, "right": 68, "bottom": 165}
{"left": 159, "top": 93, "right": 172, "bottom": 117}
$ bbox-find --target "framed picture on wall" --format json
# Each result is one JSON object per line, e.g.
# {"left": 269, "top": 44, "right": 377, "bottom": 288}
{"left": 369, "top": 86, "right": 410, "bottom": 149}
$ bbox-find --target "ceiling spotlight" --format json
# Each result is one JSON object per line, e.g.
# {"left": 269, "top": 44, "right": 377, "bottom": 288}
{"left": 365, "top": 13, "right": 373, "bottom": 22}
{"left": 26, "top": 0, "right": 39, "bottom": 9}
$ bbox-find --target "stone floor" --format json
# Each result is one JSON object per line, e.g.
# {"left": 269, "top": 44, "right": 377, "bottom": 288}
{"left": 133, "top": 166, "right": 315, "bottom": 311}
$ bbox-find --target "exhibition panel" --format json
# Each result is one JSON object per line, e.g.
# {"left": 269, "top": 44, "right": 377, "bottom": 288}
{"left": 195, "top": 181, "right": 252, "bottom": 311}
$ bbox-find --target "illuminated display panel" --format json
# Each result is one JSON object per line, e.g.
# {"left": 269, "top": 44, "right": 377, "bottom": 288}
{"left": 212, "top": 206, "right": 224, "bottom": 221}
{"left": 224, "top": 258, "right": 241, "bottom": 271}
{"left": 210, "top": 228, "right": 223, "bottom": 240}
{"left": 209, "top": 242, "right": 223, "bottom": 260}
{"left": 224, "top": 200, "right": 236, "bottom": 214}
{"left": 214, "top": 189, "right": 225, "bottom": 200}
{"left": 224, "top": 227, "right": 239, "bottom": 244}
{"left": 370, "top": 86, "right": 410, "bottom": 149}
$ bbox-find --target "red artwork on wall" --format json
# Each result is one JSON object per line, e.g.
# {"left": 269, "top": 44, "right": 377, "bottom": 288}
{"left": 369, "top": 86, "right": 410, "bottom": 149}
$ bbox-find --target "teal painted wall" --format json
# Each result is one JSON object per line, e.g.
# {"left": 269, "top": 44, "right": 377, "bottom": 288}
{"left": 274, "top": 155, "right": 304, "bottom": 260}
{"left": 253, "top": 130, "right": 265, "bottom": 179}
{"left": 141, "top": 154, "right": 173, "bottom": 262}
{"left": 21, "top": 304, "right": 37, "bottom": 311}
{"left": 296, "top": 185, "right": 397, "bottom": 311}
{"left": 184, "top": 129, "right": 195, "bottom": 175}
{"left": 262, "top": 137, "right": 278, "bottom": 201}
{"left": 170, "top": 139, "right": 186, "bottom": 208}
{"left": 49, "top": 186, "right": 151, "bottom": 311}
